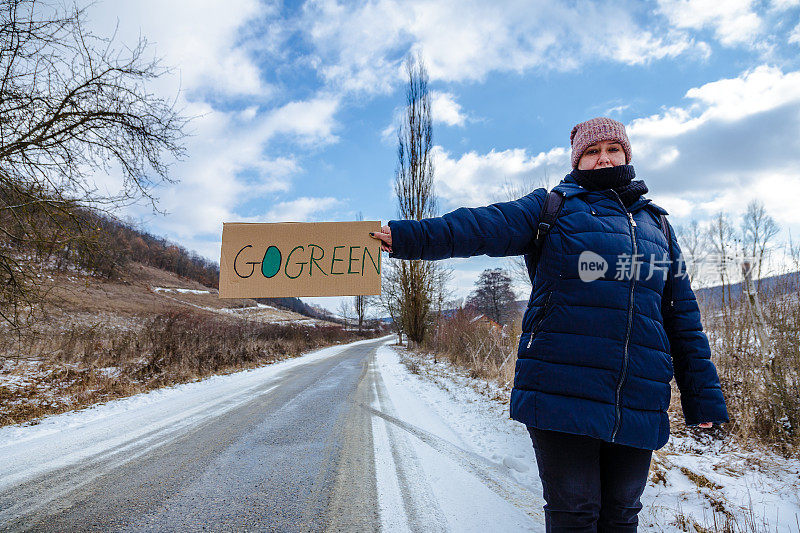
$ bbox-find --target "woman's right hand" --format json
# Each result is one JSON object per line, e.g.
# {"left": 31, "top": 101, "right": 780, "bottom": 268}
{"left": 370, "top": 225, "right": 392, "bottom": 253}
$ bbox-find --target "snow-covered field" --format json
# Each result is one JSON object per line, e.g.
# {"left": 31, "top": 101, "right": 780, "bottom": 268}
{"left": 149, "top": 286, "right": 323, "bottom": 325}
{"left": 378, "top": 342, "right": 800, "bottom": 532}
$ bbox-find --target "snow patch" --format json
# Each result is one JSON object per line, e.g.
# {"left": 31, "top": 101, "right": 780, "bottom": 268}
{"left": 152, "top": 287, "right": 210, "bottom": 295}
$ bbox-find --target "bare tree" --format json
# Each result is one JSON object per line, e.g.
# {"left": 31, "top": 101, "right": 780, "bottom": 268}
{"left": 738, "top": 200, "right": 779, "bottom": 356}
{"left": 354, "top": 212, "right": 368, "bottom": 332}
{"left": 379, "top": 260, "right": 404, "bottom": 344}
{"left": 354, "top": 291, "right": 367, "bottom": 333}
{"left": 787, "top": 230, "right": 800, "bottom": 274}
{"left": 0, "top": 0, "right": 187, "bottom": 331}
{"left": 674, "top": 220, "right": 708, "bottom": 286}
{"left": 707, "top": 212, "right": 737, "bottom": 309}
{"left": 337, "top": 298, "right": 352, "bottom": 329}
{"left": 741, "top": 199, "right": 780, "bottom": 292}
{"left": 393, "top": 53, "right": 438, "bottom": 346}
{"left": 428, "top": 262, "right": 453, "bottom": 363}
{"left": 466, "top": 268, "right": 517, "bottom": 325}
{"left": 500, "top": 174, "right": 554, "bottom": 290}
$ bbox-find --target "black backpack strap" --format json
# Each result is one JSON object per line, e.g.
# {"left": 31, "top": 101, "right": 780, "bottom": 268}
{"left": 526, "top": 190, "right": 565, "bottom": 308}
{"left": 657, "top": 213, "right": 674, "bottom": 312}
{"left": 533, "top": 190, "right": 566, "bottom": 251}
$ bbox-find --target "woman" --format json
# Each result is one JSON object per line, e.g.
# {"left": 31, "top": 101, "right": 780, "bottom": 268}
{"left": 370, "top": 117, "right": 729, "bottom": 532}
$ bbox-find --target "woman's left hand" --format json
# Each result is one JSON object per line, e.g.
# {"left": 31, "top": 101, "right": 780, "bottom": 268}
{"left": 698, "top": 422, "right": 712, "bottom": 428}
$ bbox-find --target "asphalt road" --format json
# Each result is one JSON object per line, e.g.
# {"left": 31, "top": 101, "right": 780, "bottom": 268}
{"left": 0, "top": 338, "right": 384, "bottom": 532}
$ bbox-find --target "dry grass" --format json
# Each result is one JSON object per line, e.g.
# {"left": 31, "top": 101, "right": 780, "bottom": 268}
{"left": 701, "top": 274, "right": 800, "bottom": 455}
{"left": 0, "top": 309, "right": 380, "bottom": 426}
{"left": 672, "top": 507, "right": 775, "bottom": 533}
{"left": 420, "top": 308, "right": 521, "bottom": 389}
{"left": 27, "top": 262, "right": 324, "bottom": 325}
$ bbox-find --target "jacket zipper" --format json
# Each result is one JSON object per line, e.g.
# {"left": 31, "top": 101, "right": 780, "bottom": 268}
{"left": 611, "top": 196, "right": 637, "bottom": 442}
{"left": 526, "top": 290, "right": 552, "bottom": 348}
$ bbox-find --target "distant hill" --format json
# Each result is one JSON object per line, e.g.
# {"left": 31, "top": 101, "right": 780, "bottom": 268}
{"left": 693, "top": 270, "right": 800, "bottom": 307}
{"left": 510, "top": 269, "right": 800, "bottom": 315}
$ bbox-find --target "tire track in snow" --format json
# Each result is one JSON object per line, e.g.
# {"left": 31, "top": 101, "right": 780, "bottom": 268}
{"left": 363, "top": 398, "right": 544, "bottom": 522}
{"left": 372, "top": 366, "right": 448, "bottom": 533}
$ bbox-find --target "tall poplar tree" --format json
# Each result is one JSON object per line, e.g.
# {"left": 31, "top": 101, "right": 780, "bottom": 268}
{"left": 394, "top": 53, "right": 437, "bottom": 346}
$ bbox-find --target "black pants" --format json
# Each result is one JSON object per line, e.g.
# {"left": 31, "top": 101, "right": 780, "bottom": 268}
{"left": 527, "top": 427, "right": 652, "bottom": 532}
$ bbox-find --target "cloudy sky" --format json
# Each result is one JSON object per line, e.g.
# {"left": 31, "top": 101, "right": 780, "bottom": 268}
{"left": 88, "top": 0, "right": 800, "bottom": 311}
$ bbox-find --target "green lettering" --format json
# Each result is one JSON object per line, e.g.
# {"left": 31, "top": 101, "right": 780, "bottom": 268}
{"left": 362, "top": 246, "right": 380, "bottom": 275}
{"left": 309, "top": 244, "right": 327, "bottom": 276}
{"left": 331, "top": 245, "right": 345, "bottom": 275}
{"left": 284, "top": 245, "right": 306, "bottom": 279}
{"left": 348, "top": 246, "right": 361, "bottom": 274}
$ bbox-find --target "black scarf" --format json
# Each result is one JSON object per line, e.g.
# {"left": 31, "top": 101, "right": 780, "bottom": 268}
{"left": 569, "top": 165, "right": 648, "bottom": 207}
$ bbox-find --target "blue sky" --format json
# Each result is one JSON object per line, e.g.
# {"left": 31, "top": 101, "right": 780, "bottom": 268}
{"left": 87, "top": 0, "right": 800, "bottom": 313}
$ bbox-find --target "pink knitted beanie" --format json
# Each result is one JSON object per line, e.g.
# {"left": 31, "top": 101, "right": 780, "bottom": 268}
{"left": 570, "top": 117, "right": 632, "bottom": 169}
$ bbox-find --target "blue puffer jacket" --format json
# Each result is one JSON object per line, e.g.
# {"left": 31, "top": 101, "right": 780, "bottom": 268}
{"left": 388, "top": 171, "right": 729, "bottom": 450}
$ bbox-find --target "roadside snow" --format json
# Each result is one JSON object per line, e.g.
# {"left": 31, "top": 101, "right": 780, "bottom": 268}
{"left": 378, "top": 341, "right": 800, "bottom": 532}
{"left": 372, "top": 342, "right": 544, "bottom": 531}
{"left": 641, "top": 434, "right": 800, "bottom": 531}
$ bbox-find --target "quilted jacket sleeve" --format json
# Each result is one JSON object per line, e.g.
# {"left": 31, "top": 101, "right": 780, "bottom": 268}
{"left": 387, "top": 188, "right": 548, "bottom": 261}
{"left": 663, "top": 224, "right": 730, "bottom": 426}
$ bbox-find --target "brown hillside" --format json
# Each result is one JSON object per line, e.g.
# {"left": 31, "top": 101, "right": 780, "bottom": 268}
{"left": 36, "top": 261, "right": 336, "bottom": 332}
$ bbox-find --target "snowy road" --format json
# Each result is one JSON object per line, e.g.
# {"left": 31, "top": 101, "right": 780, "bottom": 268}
{"left": 0, "top": 336, "right": 544, "bottom": 532}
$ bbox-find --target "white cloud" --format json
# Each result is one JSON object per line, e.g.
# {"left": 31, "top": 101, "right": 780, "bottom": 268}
{"left": 298, "top": 0, "right": 702, "bottom": 93}
{"left": 120, "top": 102, "right": 298, "bottom": 238}
{"left": 685, "top": 65, "right": 800, "bottom": 120}
{"left": 262, "top": 197, "right": 345, "bottom": 222}
{"left": 380, "top": 121, "right": 397, "bottom": 145}
{"left": 675, "top": 171, "right": 800, "bottom": 227}
{"left": 431, "top": 91, "right": 466, "bottom": 127}
{"left": 433, "top": 145, "right": 568, "bottom": 208}
{"left": 770, "top": 0, "right": 800, "bottom": 9}
{"left": 627, "top": 66, "right": 800, "bottom": 177}
{"left": 114, "top": 91, "right": 341, "bottom": 246}
{"left": 85, "top": 0, "right": 347, "bottom": 261}
{"left": 91, "top": 0, "right": 270, "bottom": 98}
{"left": 380, "top": 90, "right": 465, "bottom": 145}
{"left": 790, "top": 22, "right": 800, "bottom": 44}
{"left": 657, "top": 0, "right": 763, "bottom": 46}
{"left": 605, "top": 104, "right": 631, "bottom": 117}
{"left": 259, "top": 95, "right": 341, "bottom": 145}
{"left": 646, "top": 194, "right": 694, "bottom": 218}
{"left": 615, "top": 65, "right": 800, "bottom": 260}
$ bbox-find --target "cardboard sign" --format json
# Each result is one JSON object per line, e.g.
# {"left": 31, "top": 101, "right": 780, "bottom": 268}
{"left": 219, "top": 221, "right": 382, "bottom": 298}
